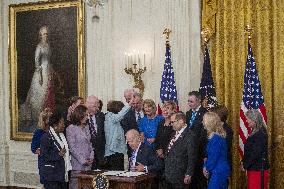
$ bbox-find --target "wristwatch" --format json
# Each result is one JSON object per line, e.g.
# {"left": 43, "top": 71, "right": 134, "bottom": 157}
{"left": 144, "top": 166, "right": 148, "bottom": 172}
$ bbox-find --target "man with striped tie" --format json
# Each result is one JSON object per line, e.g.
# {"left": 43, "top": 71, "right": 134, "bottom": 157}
{"left": 86, "top": 95, "right": 106, "bottom": 170}
{"left": 164, "top": 112, "right": 197, "bottom": 189}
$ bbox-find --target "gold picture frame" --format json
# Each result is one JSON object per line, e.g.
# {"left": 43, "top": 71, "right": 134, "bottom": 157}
{"left": 9, "top": 0, "right": 85, "bottom": 141}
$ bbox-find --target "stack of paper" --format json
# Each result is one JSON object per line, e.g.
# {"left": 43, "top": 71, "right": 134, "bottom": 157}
{"left": 118, "top": 171, "right": 145, "bottom": 177}
{"left": 103, "top": 171, "right": 127, "bottom": 176}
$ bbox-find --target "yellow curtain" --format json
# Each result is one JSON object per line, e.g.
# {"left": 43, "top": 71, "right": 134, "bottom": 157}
{"left": 202, "top": 0, "right": 284, "bottom": 188}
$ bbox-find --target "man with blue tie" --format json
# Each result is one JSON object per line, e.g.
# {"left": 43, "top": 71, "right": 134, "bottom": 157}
{"left": 185, "top": 91, "right": 208, "bottom": 189}
{"left": 125, "top": 129, "right": 163, "bottom": 173}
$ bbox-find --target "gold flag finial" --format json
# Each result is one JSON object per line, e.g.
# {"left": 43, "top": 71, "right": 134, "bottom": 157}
{"left": 245, "top": 24, "right": 253, "bottom": 40}
{"left": 163, "top": 28, "right": 172, "bottom": 40}
{"left": 201, "top": 28, "right": 211, "bottom": 43}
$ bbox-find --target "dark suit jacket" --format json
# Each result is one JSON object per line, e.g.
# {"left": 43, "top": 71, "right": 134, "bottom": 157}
{"left": 134, "top": 143, "right": 164, "bottom": 173}
{"left": 164, "top": 127, "right": 197, "bottom": 184}
{"left": 223, "top": 122, "right": 233, "bottom": 168}
{"left": 186, "top": 107, "right": 208, "bottom": 188}
{"left": 120, "top": 108, "right": 138, "bottom": 134}
{"left": 90, "top": 112, "right": 106, "bottom": 169}
{"left": 40, "top": 132, "right": 66, "bottom": 182}
{"left": 186, "top": 107, "right": 208, "bottom": 159}
{"left": 242, "top": 129, "right": 270, "bottom": 170}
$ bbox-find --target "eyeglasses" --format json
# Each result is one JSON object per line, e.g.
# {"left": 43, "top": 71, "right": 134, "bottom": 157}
{"left": 188, "top": 100, "right": 195, "bottom": 103}
{"left": 170, "top": 120, "right": 179, "bottom": 125}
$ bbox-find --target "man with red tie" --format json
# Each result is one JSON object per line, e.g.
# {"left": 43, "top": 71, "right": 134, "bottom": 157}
{"left": 164, "top": 112, "right": 197, "bottom": 189}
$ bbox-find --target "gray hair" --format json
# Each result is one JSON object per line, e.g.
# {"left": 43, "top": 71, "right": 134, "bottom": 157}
{"left": 245, "top": 109, "right": 267, "bottom": 135}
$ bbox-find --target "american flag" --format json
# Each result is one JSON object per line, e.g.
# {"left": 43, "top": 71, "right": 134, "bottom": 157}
{"left": 158, "top": 42, "right": 178, "bottom": 114}
{"left": 239, "top": 42, "right": 267, "bottom": 157}
{"left": 199, "top": 45, "right": 218, "bottom": 109}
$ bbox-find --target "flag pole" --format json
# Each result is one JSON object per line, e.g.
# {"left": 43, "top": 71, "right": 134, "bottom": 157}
{"left": 244, "top": 25, "right": 253, "bottom": 110}
{"left": 159, "top": 27, "right": 179, "bottom": 113}
{"left": 244, "top": 24, "right": 253, "bottom": 42}
{"left": 163, "top": 28, "right": 172, "bottom": 46}
{"left": 201, "top": 28, "right": 211, "bottom": 109}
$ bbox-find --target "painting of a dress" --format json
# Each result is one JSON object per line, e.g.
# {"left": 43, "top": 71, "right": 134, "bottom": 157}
{"left": 19, "top": 26, "right": 56, "bottom": 125}
{"left": 9, "top": 1, "right": 85, "bottom": 140}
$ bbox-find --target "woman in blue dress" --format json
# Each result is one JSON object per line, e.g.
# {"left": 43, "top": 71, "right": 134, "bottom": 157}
{"left": 203, "top": 112, "right": 230, "bottom": 189}
{"left": 31, "top": 108, "right": 52, "bottom": 186}
{"left": 138, "top": 99, "right": 163, "bottom": 149}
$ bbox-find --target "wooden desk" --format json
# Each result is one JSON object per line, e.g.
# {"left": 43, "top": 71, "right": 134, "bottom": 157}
{"left": 73, "top": 171, "right": 157, "bottom": 189}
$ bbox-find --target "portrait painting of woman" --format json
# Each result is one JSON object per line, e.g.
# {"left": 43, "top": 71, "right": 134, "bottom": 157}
{"left": 9, "top": 1, "right": 85, "bottom": 140}
{"left": 19, "top": 25, "right": 56, "bottom": 126}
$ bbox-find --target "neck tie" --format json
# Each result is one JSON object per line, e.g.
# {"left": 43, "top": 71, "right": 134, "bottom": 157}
{"left": 189, "top": 111, "right": 197, "bottom": 128}
{"left": 167, "top": 132, "right": 178, "bottom": 152}
{"left": 137, "top": 112, "right": 142, "bottom": 122}
{"left": 129, "top": 150, "right": 136, "bottom": 171}
{"left": 89, "top": 116, "right": 97, "bottom": 138}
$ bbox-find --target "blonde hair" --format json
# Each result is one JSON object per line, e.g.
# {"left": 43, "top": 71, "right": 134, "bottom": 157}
{"left": 143, "top": 99, "right": 157, "bottom": 113}
{"left": 38, "top": 108, "right": 52, "bottom": 129}
{"left": 203, "top": 112, "right": 226, "bottom": 138}
{"left": 163, "top": 100, "right": 177, "bottom": 111}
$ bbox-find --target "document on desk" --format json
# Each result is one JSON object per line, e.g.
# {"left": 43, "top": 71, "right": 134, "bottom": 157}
{"left": 103, "top": 171, "right": 127, "bottom": 176}
{"left": 118, "top": 171, "right": 145, "bottom": 177}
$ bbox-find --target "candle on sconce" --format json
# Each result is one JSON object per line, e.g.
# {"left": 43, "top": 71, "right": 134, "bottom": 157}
{"left": 124, "top": 52, "right": 127, "bottom": 69}
{"left": 138, "top": 51, "right": 141, "bottom": 69}
{"left": 143, "top": 53, "right": 145, "bottom": 68}
{"left": 127, "top": 53, "right": 130, "bottom": 69}
{"left": 129, "top": 53, "right": 132, "bottom": 68}
{"left": 132, "top": 50, "right": 136, "bottom": 66}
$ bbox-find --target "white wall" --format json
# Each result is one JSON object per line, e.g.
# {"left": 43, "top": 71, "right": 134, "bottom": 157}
{"left": 86, "top": 0, "right": 202, "bottom": 111}
{"left": 0, "top": 0, "right": 201, "bottom": 188}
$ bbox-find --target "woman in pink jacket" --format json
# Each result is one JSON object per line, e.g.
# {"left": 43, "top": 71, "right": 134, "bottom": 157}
{"left": 66, "top": 105, "right": 94, "bottom": 189}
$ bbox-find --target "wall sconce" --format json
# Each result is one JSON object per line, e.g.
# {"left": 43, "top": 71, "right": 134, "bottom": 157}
{"left": 124, "top": 50, "right": 146, "bottom": 95}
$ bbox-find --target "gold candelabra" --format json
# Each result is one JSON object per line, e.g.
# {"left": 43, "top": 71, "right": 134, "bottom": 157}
{"left": 124, "top": 51, "right": 146, "bottom": 95}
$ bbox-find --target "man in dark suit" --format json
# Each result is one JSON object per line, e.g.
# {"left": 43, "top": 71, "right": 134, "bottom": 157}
{"left": 125, "top": 129, "right": 163, "bottom": 173}
{"left": 164, "top": 112, "right": 197, "bottom": 189}
{"left": 121, "top": 91, "right": 144, "bottom": 134}
{"left": 185, "top": 91, "right": 208, "bottom": 189}
{"left": 86, "top": 95, "right": 106, "bottom": 170}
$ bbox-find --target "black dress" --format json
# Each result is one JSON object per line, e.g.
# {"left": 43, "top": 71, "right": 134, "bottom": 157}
{"left": 155, "top": 119, "right": 175, "bottom": 153}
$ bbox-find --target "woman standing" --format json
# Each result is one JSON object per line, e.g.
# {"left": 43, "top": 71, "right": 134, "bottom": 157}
{"left": 203, "top": 112, "right": 230, "bottom": 189}
{"left": 104, "top": 99, "right": 133, "bottom": 170}
{"left": 20, "top": 25, "right": 55, "bottom": 122}
{"left": 211, "top": 105, "right": 233, "bottom": 169}
{"left": 31, "top": 108, "right": 52, "bottom": 187}
{"left": 241, "top": 109, "right": 269, "bottom": 189}
{"left": 138, "top": 99, "right": 163, "bottom": 149}
{"left": 40, "top": 110, "right": 72, "bottom": 189}
{"left": 66, "top": 105, "right": 94, "bottom": 189}
{"left": 155, "top": 101, "right": 176, "bottom": 158}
